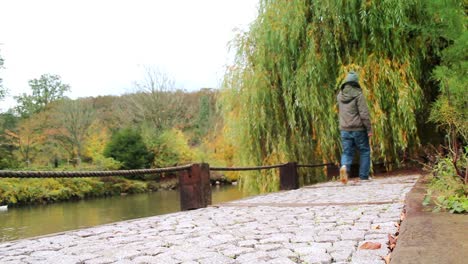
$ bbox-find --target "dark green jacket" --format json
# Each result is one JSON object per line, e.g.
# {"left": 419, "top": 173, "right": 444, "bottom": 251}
{"left": 337, "top": 82, "right": 372, "bottom": 133}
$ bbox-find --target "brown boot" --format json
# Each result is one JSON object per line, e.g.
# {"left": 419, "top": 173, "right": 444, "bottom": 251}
{"left": 340, "top": 165, "right": 348, "bottom": 184}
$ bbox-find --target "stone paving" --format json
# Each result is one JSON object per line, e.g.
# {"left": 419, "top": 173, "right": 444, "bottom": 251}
{"left": 0, "top": 175, "right": 418, "bottom": 264}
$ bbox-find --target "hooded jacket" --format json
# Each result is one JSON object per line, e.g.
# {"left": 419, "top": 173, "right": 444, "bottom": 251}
{"left": 337, "top": 72, "right": 372, "bottom": 133}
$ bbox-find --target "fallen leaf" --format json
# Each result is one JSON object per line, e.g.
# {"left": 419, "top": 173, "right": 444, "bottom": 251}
{"left": 388, "top": 234, "right": 398, "bottom": 251}
{"left": 400, "top": 211, "right": 406, "bottom": 221}
{"left": 372, "top": 225, "right": 381, "bottom": 230}
{"left": 381, "top": 254, "right": 391, "bottom": 264}
{"left": 359, "top": 242, "right": 382, "bottom": 250}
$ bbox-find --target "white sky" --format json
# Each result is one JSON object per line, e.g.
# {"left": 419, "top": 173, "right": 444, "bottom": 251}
{"left": 0, "top": 0, "right": 258, "bottom": 111}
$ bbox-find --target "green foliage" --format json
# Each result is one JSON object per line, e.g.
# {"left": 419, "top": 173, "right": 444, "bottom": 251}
{"left": 427, "top": 150, "right": 468, "bottom": 213}
{"left": 104, "top": 128, "right": 154, "bottom": 169}
{"left": 0, "top": 113, "right": 20, "bottom": 169}
{"left": 0, "top": 177, "right": 149, "bottom": 206}
{"left": 193, "top": 94, "right": 213, "bottom": 143}
{"left": 424, "top": 0, "right": 467, "bottom": 214}
{"left": 92, "top": 156, "right": 122, "bottom": 170}
{"left": 222, "top": 0, "right": 440, "bottom": 192}
{"left": 434, "top": 195, "right": 468, "bottom": 214}
{"left": 14, "top": 74, "right": 70, "bottom": 117}
{"left": 152, "top": 128, "right": 194, "bottom": 167}
{"left": 428, "top": 0, "right": 467, "bottom": 144}
{"left": 221, "top": 0, "right": 467, "bottom": 193}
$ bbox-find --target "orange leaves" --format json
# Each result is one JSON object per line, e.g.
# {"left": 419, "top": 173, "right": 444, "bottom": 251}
{"left": 380, "top": 208, "right": 406, "bottom": 263}
{"left": 4, "top": 129, "right": 20, "bottom": 141}
{"left": 359, "top": 242, "right": 382, "bottom": 250}
{"left": 388, "top": 234, "right": 398, "bottom": 250}
{"left": 382, "top": 253, "right": 391, "bottom": 264}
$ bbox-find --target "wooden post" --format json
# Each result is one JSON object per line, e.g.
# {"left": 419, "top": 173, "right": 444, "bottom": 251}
{"left": 326, "top": 164, "right": 340, "bottom": 179}
{"left": 178, "top": 163, "right": 212, "bottom": 211}
{"left": 279, "top": 162, "right": 299, "bottom": 190}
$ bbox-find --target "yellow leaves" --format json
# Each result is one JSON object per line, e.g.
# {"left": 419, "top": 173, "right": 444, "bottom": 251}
{"left": 4, "top": 117, "right": 48, "bottom": 163}
{"left": 388, "top": 234, "right": 398, "bottom": 250}
{"left": 4, "top": 129, "right": 19, "bottom": 141}
{"left": 222, "top": 0, "right": 429, "bottom": 193}
{"left": 83, "top": 123, "right": 111, "bottom": 161}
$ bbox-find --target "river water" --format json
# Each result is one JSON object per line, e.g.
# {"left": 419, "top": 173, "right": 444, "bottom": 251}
{"left": 0, "top": 185, "right": 247, "bottom": 242}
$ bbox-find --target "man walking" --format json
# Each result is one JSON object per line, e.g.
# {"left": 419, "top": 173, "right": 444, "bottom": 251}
{"left": 337, "top": 71, "right": 372, "bottom": 182}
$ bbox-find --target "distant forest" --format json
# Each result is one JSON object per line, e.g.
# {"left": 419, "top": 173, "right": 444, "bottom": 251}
{"left": 0, "top": 70, "right": 232, "bottom": 174}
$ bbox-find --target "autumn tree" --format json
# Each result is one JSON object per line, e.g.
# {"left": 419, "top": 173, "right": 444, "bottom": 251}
{"left": 4, "top": 115, "right": 46, "bottom": 166}
{"left": 116, "top": 67, "right": 185, "bottom": 132}
{"left": 50, "top": 99, "right": 96, "bottom": 165}
{"left": 83, "top": 123, "right": 121, "bottom": 170}
{"left": 222, "top": 0, "right": 457, "bottom": 192}
{"left": 0, "top": 112, "right": 19, "bottom": 168}
{"left": 15, "top": 74, "right": 70, "bottom": 117}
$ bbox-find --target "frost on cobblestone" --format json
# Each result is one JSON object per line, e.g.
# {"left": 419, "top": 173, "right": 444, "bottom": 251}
{"left": 0, "top": 175, "right": 418, "bottom": 264}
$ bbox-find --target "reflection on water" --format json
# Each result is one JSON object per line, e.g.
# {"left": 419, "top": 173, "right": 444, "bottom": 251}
{"left": 0, "top": 185, "right": 247, "bottom": 242}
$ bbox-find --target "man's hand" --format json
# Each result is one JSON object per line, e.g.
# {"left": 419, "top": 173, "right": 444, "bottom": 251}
{"left": 368, "top": 132, "right": 373, "bottom": 137}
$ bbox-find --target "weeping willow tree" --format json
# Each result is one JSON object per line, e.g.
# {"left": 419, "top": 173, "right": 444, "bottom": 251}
{"left": 221, "top": 0, "right": 446, "bottom": 193}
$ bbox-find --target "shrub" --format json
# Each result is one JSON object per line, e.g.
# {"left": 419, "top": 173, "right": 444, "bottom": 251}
{"left": 104, "top": 128, "right": 154, "bottom": 169}
{"left": 153, "top": 128, "right": 194, "bottom": 167}
{"left": 425, "top": 149, "right": 468, "bottom": 213}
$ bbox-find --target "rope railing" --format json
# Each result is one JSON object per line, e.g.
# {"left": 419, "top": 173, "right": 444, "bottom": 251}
{"left": 0, "top": 164, "right": 193, "bottom": 178}
{"left": 210, "top": 163, "right": 288, "bottom": 171}
{"left": 0, "top": 162, "right": 335, "bottom": 178}
{"left": 297, "top": 163, "right": 334, "bottom": 168}
{"left": 0, "top": 162, "right": 338, "bottom": 211}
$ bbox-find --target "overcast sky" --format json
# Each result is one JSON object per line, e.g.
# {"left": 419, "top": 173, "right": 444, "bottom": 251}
{"left": 0, "top": 0, "right": 258, "bottom": 111}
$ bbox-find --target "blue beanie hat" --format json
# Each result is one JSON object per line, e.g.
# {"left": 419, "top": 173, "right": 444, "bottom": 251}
{"left": 344, "top": 71, "right": 359, "bottom": 83}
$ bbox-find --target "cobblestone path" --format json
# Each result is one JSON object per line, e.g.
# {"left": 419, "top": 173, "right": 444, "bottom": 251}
{"left": 0, "top": 175, "right": 418, "bottom": 264}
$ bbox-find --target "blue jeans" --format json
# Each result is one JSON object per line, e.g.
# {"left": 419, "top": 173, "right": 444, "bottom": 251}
{"left": 340, "top": 130, "right": 370, "bottom": 180}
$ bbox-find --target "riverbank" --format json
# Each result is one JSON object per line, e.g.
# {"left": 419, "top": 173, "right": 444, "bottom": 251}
{"left": 0, "top": 174, "right": 418, "bottom": 263}
{"left": 0, "top": 176, "right": 174, "bottom": 207}
{"left": 0, "top": 173, "right": 238, "bottom": 208}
